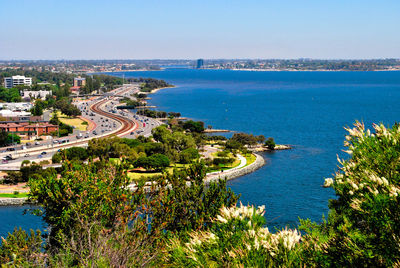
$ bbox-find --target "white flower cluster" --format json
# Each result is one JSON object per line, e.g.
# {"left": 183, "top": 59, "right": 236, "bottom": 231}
{"left": 333, "top": 122, "right": 400, "bottom": 209}
{"left": 216, "top": 203, "right": 265, "bottom": 223}
{"left": 174, "top": 203, "right": 302, "bottom": 265}
{"left": 246, "top": 225, "right": 301, "bottom": 254}
{"left": 323, "top": 178, "right": 334, "bottom": 188}
{"left": 217, "top": 204, "right": 301, "bottom": 253}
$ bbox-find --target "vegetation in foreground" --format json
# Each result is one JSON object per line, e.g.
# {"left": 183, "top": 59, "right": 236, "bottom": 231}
{"left": 2, "top": 121, "right": 399, "bottom": 267}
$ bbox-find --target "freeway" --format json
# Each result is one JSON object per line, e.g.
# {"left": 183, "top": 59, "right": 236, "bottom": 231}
{"left": 0, "top": 84, "right": 163, "bottom": 169}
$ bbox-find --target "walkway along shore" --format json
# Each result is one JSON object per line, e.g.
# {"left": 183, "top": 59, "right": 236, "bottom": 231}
{"left": 205, "top": 153, "right": 266, "bottom": 184}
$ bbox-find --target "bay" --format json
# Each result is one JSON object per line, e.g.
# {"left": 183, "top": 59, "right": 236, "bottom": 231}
{"left": 1, "top": 69, "right": 399, "bottom": 236}
{"left": 116, "top": 69, "right": 400, "bottom": 228}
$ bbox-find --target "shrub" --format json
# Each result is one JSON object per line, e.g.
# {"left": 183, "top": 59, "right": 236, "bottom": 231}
{"left": 213, "top": 157, "right": 235, "bottom": 166}
{"left": 179, "top": 148, "right": 200, "bottom": 164}
{"left": 317, "top": 122, "right": 400, "bottom": 266}
{"left": 0, "top": 228, "right": 43, "bottom": 266}
{"left": 165, "top": 204, "right": 302, "bottom": 267}
{"left": 265, "top": 137, "right": 275, "bottom": 150}
{"left": 51, "top": 153, "right": 62, "bottom": 164}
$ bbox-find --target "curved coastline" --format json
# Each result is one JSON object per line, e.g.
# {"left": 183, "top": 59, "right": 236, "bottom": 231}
{"left": 145, "top": 85, "right": 269, "bottom": 183}
{"left": 205, "top": 153, "right": 266, "bottom": 184}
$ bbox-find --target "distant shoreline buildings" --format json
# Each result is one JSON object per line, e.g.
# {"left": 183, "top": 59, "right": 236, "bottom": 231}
{"left": 196, "top": 59, "right": 204, "bottom": 69}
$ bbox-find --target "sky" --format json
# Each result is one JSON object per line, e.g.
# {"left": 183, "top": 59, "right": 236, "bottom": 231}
{"left": 0, "top": 0, "right": 399, "bottom": 60}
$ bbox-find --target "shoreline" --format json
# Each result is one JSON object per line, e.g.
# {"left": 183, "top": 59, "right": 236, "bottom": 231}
{"left": 148, "top": 85, "right": 175, "bottom": 94}
{"left": 206, "top": 68, "right": 400, "bottom": 72}
{"left": 205, "top": 153, "right": 266, "bottom": 184}
{"left": 0, "top": 197, "right": 32, "bottom": 206}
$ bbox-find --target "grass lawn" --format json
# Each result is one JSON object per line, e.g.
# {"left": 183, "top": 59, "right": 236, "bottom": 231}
{"left": 53, "top": 111, "right": 88, "bottom": 131}
{"left": 0, "top": 193, "right": 28, "bottom": 198}
{"left": 128, "top": 163, "right": 190, "bottom": 181}
{"left": 244, "top": 153, "right": 256, "bottom": 167}
{"left": 208, "top": 152, "right": 241, "bottom": 172}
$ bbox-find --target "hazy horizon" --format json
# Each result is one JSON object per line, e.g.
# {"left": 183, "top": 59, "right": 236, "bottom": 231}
{"left": 1, "top": 58, "right": 400, "bottom": 61}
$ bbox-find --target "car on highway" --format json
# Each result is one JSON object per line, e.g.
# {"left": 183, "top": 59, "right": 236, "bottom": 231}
{"left": 2, "top": 155, "right": 13, "bottom": 161}
{"left": 24, "top": 154, "right": 30, "bottom": 157}
{"left": 41, "top": 151, "right": 47, "bottom": 155}
{"left": 35, "top": 141, "right": 40, "bottom": 145}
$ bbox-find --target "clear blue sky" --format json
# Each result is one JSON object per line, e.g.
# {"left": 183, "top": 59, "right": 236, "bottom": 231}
{"left": 1, "top": 0, "right": 399, "bottom": 59}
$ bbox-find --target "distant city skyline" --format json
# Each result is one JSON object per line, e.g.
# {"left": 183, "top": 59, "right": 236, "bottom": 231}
{"left": 1, "top": 0, "right": 399, "bottom": 60}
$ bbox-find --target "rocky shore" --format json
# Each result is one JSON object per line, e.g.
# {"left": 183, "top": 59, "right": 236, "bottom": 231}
{"left": 0, "top": 198, "right": 31, "bottom": 206}
{"left": 253, "top": 144, "right": 292, "bottom": 152}
{"left": 205, "top": 153, "right": 266, "bottom": 184}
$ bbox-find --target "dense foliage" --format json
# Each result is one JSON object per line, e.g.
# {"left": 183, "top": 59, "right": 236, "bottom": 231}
{"left": 3, "top": 121, "right": 399, "bottom": 266}
{"left": 0, "top": 86, "right": 21, "bottom": 102}
{"left": 0, "top": 132, "right": 21, "bottom": 146}
{"left": 126, "top": 77, "right": 171, "bottom": 92}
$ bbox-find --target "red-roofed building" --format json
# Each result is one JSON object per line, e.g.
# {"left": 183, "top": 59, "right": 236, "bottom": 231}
{"left": 0, "top": 122, "right": 59, "bottom": 138}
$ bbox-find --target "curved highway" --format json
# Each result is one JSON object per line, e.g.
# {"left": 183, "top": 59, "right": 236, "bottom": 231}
{"left": 0, "top": 85, "right": 143, "bottom": 168}
{"left": 90, "top": 98, "right": 139, "bottom": 136}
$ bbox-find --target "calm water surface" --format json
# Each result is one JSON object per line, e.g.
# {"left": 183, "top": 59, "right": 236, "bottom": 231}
{"left": 120, "top": 69, "right": 400, "bottom": 228}
{"left": 1, "top": 69, "right": 399, "bottom": 236}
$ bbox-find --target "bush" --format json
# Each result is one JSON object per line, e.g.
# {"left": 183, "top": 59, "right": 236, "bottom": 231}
{"left": 213, "top": 157, "right": 235, "bottom": 166}
{"left": 51, "top": 153, "right": 62, "bottom": 163}
{"left": 0, "top": 228, "right": 43, "bottom": 266}
{"left": 179, "top": 148, "right": 200, "bottom": 164}
{"left": 134, "top": 154, "right": 170, "bottom": 171}
{"left": 165, "top": 204, "right": 301, "bottom": 267}
{"left": 265, "top": 137, "right": 275, "bottom": 150}
{"left": 316, "top": 122, "right": 400, "bottom": 266}
{"left": 3, "top": 171, "right": 23, "bottom": 184}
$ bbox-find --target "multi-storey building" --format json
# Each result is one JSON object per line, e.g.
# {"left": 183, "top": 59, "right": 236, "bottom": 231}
{"left": 22, "top": 90, "right": 52, "bottom": 100}
{"left": 3, "top": 75, "right": 32, "bottom": 88}
{"left": 73, "top": 76, "right": 86, "bottom": 87}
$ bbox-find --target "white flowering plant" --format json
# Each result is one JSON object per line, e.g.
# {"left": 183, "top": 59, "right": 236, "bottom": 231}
{"left": 165, "top": 203, "right": 302, "bottom": 267}
{"left": 320, "top": 122, "right": 400, "bottom": 266}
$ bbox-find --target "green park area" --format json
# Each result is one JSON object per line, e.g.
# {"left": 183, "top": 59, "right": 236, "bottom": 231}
{"left": 0, "top": 192, "right": 28, "bottom": 198}
{"left": 53, "top": 111, "right": 88, "bottom": 131}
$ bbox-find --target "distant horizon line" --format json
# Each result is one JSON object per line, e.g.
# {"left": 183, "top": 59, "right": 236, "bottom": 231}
{"left": 0, "top": 58, "right": 399, "bottom": 62}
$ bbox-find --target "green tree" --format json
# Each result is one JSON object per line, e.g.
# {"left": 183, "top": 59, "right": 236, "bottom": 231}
{"left": 179, "top": 148, "right": 200, "bottom": 164}
{"left": 265, "top": 137, "right": 275, "bottom": 150}
{"left": 181, "top": 120, "right": 205, "bottom": 133}
{"left": 31, "top": 99, "right": 45, "bottom": 116}
{"left": 51, "top": 152, "right": 62, "bottom": 163}
{"left": 64, "top": 147, "right": 89, "bottom": 161}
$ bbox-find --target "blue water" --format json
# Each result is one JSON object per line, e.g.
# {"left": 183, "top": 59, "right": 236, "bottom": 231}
{"left": 1, "top": 69, "right": 399, "bottom": 235}
{"left": 0, "top": 205, "right": 44, "bottom": 239}
{"left": 117, "top": 69, "right": 400, "bottom": 228}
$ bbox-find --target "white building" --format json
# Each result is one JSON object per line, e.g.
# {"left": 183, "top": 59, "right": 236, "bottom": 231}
{"left": 0, "top": 102, "right": 33, "bottom": 111}
{"left": 3, "top": 75, "right": 32, "bottom": 88}
{"left": 22, "top": 90, "right": 52, "bottom": 100}
{"left": 0, "top": 110, "right": 31, "bottom": 117}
